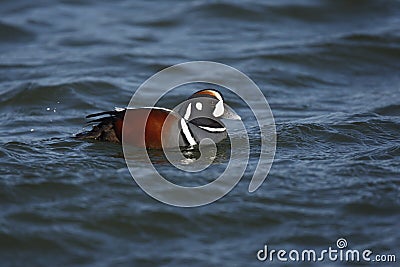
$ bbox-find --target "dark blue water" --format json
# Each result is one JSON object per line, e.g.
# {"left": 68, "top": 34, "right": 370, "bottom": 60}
{"left": 1, "top": 0, "right": 399, "bottom": 266}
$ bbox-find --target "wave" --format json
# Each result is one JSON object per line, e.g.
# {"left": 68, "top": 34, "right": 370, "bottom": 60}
{"left": 0, "top": 80, "right": 126, "bottom": 110}
{"left": 0, "top": 21, "right": 36, "bottom": 43}
{"left": 278, "top": 112, "right": 399, "bottom": 155}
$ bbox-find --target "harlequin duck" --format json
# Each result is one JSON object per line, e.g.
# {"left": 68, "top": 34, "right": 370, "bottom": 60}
{"left": 75, "top": 89, "right": 241, "bottom": 149}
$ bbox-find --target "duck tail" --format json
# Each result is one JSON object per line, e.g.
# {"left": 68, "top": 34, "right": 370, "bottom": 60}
{"left": 75, "top": 109, "right": 125, "bottom": 143}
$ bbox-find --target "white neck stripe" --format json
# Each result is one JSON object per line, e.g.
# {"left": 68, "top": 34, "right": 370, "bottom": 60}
{"left": 180, "top": 119, "right": 197, "bottom": 146}
{"left": 184, "top": 103, "right": 192, "bottom": 120}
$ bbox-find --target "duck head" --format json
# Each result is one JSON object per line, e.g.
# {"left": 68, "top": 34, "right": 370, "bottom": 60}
{"left": 177, "top": 89, "right": 241, "bottom": 146}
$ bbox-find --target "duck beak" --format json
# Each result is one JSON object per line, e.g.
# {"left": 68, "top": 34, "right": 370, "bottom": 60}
{"left": 221, "top": 103, "right": 241, "bottom": 120}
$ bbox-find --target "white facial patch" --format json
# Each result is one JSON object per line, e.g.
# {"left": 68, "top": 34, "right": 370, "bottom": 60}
{"left": 184, "top": 103, "right": 192, "bottom": 120}
{"left": 212, "top": 100, "right": 224, "bottom": 117}
{"left": 195, "top": 102, "right": 202, "bottom": 111}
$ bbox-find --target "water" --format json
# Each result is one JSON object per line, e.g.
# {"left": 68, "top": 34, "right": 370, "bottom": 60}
{"left": 1, "top": 0, "right": 399, "bottom": 266}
